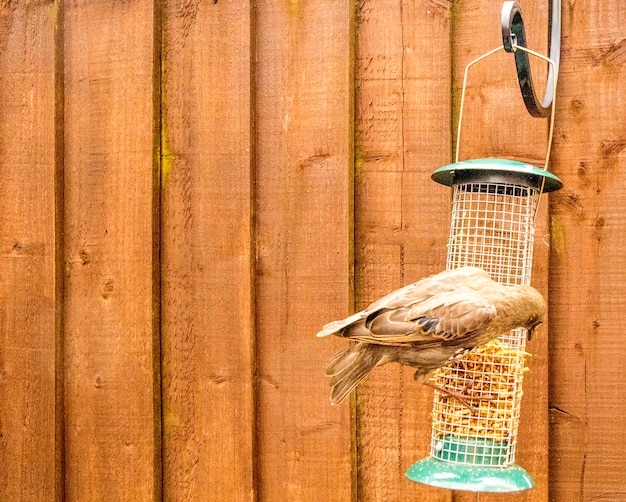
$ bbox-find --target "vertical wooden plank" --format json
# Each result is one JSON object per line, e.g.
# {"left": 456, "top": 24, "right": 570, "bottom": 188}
{"left": 450, "top": 2, "right": 550, "bottom": 501}
{"left": 354, "top": 0, "right": 451, "bottom": 500}
{"left": 255, "top": 1, "right": 354, "bottom": 500}
{"left": 63, "top": 1, "right": 160, "bottom": 500}
{"left": 549, "top": 2, "right": 626, "bottom": 500}
{"left": 0, "top": 1, "right": 60, "bottom": 500}
{"left": 160, "top": 1, "right": 255, "bottom": 500}
{"left": 400, "top": 1, "right": 458, "bottom": 498}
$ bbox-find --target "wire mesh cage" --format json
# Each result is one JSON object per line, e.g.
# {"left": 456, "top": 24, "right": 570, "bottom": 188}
{"left": 446, "top": 181, "right": 538, "bottom": 285}
{"left": 406, "top": 159, "right": 562, "bottom": 491}
{"left": 430, "top": 174, "right": 539, "bottom": 469}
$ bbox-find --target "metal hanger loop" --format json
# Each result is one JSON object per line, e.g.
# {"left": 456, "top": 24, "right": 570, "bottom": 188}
{"left": 501, "top": 0, "right": 561, "bottom": 118}
{"left": 455, "top": 46, "right": 558, "bottom": 170}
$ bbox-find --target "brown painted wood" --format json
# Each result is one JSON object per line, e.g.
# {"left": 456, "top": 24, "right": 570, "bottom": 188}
{"left": 0, "top": 1, "right": 61, "bottom": 500}
{"left": 160, "top": 1, "right": 256, "bottom": 500}
{"left": 2, "top": 1, "right": 626, "bottom": 499}
{"left": 255, "top": 1, "right": 354, "bottom": 500}
{"left": 354, "top": 1, "right": 452, "bottom": 500}
{"left": 63, "top": 1, "right": 160, "bottom": 499}
{"left": 549, "top": 2, "right": 626, "bottom": 500}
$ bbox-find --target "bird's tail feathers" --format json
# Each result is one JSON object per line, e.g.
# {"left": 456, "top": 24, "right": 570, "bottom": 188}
{"left": 326, "top": 344, "right": 361, "bottom": 377}
{"left": 326, "top": 343, "right": 385, "bottom": 405}
{"left": 316, "top": 312, "right": 364, "bottom": 338}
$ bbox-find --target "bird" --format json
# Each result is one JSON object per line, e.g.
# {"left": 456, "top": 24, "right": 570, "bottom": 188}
{"left": 316, "top": 266, "right": 546, "bottom": 405}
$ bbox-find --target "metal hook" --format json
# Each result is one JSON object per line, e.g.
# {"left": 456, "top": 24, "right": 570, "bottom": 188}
{"left": 501, "top": 0, "right": 561, "bottom": 118}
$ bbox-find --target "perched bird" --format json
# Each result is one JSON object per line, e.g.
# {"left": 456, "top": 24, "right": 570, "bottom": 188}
{"left": 317, "top": 267, "right": 546, "bottom": 405}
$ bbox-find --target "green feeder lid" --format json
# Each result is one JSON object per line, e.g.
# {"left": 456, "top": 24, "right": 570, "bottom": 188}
{"left": 406, "top": 457, "right": 535, "bottom": 493}
{"left": 431, "top": 158, "right": 563, "bottom": 193}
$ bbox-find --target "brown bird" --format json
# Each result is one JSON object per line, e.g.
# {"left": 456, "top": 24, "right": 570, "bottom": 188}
{"left": 317, "top": 266, "right": 546, "bottom": 405}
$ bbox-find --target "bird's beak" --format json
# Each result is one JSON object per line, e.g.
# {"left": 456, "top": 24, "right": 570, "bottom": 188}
{"left": 527, "top": 322, "right": 542, "bottom": 342}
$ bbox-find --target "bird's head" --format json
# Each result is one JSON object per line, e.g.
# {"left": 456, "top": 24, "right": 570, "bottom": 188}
{"left": 519, "top": 286, "right": 547, "bottom": 341}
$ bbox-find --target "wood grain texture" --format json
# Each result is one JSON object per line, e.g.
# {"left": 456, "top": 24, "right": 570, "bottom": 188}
{"left": 3, "top": 1, "right": 626, "bottom": 499}
{"left": 255, "top": 1, "right": 354, "bottom": 500}
{"left": 354, "top": 1, "right": 451, "bottom": 500}
{"left": 450, "top": 2, "right": 550, "bottom": 501}
{"left": 549, "top": 1, "right": 626, "bottom": 500}
{"left": 63, "top": 1, "right": 160, "bottom": 499}
{"left": 0, "top": 1, "right": 60, "bottom": 500}
{"left": 160, "top": 0, "right": 255, "bottom": 500}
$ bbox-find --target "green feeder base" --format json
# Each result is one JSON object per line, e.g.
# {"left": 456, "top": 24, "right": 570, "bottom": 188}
{"left": 406, "top": 457, "right": 534, "bottom": 493}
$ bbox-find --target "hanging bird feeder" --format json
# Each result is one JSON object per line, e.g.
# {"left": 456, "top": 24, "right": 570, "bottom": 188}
{"left": 406, "top": 1, "right": 562, "bottom": 492}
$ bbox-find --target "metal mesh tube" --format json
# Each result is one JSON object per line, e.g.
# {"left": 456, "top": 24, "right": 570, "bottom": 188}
{"left": 429, "top": 180, "right": 540, "bottom": 467}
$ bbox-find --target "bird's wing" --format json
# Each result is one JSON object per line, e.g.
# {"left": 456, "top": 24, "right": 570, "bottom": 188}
{"left": 365, "top": 266, "right": 491, "bottom": 312}
{"left": 347, "top": 290, "right": 497, "bottom": 346}
{"left": 317, "top": 267, "right": 492, "bottom": 338}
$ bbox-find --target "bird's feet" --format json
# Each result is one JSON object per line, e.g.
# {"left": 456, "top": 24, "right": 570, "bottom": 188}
{"left": 422, "top": 380, "right": 496, "bottom": 412}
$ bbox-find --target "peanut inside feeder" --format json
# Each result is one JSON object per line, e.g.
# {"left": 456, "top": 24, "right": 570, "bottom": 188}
{"left": 430, "top": 338, "right": 529, "bottom": 466}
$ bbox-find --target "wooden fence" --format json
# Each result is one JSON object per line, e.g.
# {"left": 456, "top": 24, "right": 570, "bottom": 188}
{"left": 1, "top": 0, "right": 624, "bottom": 500}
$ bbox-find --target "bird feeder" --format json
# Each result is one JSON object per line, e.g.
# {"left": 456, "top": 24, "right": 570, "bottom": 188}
{"left": 406, "top": 1, "right": 562, "bottom": 492}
